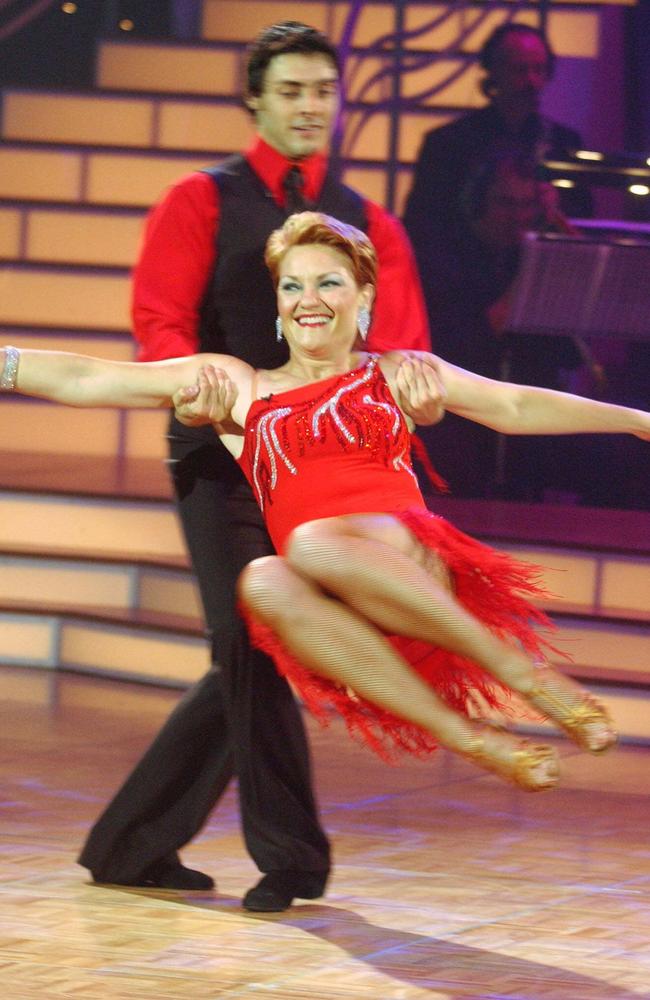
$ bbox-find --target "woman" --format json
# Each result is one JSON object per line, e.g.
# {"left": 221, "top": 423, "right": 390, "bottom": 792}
{"left": 3, "top": 213, "right": 647, "bottom": 789}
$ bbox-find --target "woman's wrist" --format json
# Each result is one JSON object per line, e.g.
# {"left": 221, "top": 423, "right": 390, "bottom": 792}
{"left": 0, "top": 346, "right": 20, "bottom": 391}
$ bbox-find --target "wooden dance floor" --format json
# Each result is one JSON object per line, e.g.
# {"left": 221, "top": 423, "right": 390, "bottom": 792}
{"left": 1, "top": 666, "right": 649, "bottom": 1000}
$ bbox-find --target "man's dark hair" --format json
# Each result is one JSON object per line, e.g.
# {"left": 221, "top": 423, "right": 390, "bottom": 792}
{"left": 479, "top": 23, "right": 555, "bottom": 77}
{"left": 245, "top": 21, "right": 340, "bottom": 100}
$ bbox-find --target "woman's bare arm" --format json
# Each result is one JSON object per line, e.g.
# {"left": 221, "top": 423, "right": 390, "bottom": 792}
{"left": 0, "top": 346, "right": 252, "bottom": 414}
{"left": 384, "top": 350, "right": 650, "bottom": 440}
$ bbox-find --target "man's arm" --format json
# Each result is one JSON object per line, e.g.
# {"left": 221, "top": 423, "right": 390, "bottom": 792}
{"left": 364, "top": 201, "right": 431, "bottom": 352}
{"left": 131, "top": 172, "right": 219, "bottom": 361}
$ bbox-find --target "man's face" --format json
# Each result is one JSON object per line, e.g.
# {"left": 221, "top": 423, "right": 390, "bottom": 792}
{"left": 473, "top": 171, "right": 541, "bottom": 251}
{"left": 490, "top": 32, "right": 550, "bottom": 119}
{"left": 247, "top": 53, "right": 340, "bottom": 159}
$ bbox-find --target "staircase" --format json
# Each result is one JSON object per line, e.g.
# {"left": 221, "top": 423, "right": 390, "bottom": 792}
{"left": 1, "top": 1, "right": 648, "bottom": 742}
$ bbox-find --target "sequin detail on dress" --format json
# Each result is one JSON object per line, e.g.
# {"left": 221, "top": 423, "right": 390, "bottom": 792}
{"left": 242, "top": 357, "right": 419, "bottom": 534}
{"left": 251, "top": 407, "right": 296, "bottom": 512}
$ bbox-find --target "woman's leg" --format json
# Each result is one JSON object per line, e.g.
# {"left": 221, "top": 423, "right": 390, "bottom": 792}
{"left": 284, "top": 515, "right": 615, "bottom": 753}
{"left": 238, "top": 554, "right": 558, "bottom": 790}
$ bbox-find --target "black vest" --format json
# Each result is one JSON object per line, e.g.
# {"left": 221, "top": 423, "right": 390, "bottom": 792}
{"left": 197, "top": 155, "right": 368, "bottom": 368}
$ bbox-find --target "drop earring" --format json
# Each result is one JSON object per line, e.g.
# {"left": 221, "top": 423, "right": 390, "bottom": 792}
{"left": 357, "top": 306, "right": 370, "bottom": 341}
{"left": 275, "top": 316, "right": 284, "bottom": 342}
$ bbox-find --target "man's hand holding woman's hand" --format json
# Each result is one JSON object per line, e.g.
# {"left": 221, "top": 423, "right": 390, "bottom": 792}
{"left": 173, "top": 365, "right": 238, "bottom": 431}
{"left": 395, "top": 356, "right": 447, "bottom": 426}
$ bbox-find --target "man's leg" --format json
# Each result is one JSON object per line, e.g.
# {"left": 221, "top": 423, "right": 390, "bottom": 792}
{"left": 219, "top": 475, "right": 331, "bottom": 911}
{"left": 79, "top": 425, "right": 238, "bottom": 885}
{"left": 79, "top": 421, "right": 330, "bottom": 902}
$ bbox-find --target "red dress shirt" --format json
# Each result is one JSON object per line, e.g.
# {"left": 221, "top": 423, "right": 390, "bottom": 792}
{"left": 132, "top": 137, "right": 431, "bottom": 360}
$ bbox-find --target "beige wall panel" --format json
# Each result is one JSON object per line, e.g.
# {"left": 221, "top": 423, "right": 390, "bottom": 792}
{"left": 0, "top": 211, "right": 23, "bottom": 259}
{"left": 138, "top": 571, "right": 202, "bottom": 618}
{"left": 0, "top": 495, "right": 185, "bottom": 560}
{"left": 547, "top": 12, "right": 599, "bottom": 58}
{"left": 342, "top": 111, "right": 390, "bottom": 161}
{"left": 0, "top": 617, "right": 54, "bottom": 663}
{"left": 601, "top": 560, "right": 650, "bottom": 615}
{"left": 60, "top": 623, "right": 208, "bottom": 684}
{"left": 550, "top": 624, "right": 650, "bottom": 672}
{"left": 3, "top": 93, "right": 154, "bottom": 148}
{"left": 3, "top": 331, "right": 133, "bottom": 359}
{"left": 502, "top": 546, "right": 598, "bottom": 606}
{"left": 400, "top": 58, "right": 483, "bottom": 108}
{"left": 203, "top": 1, "right": 397, "bottom": 45}
{"left": 26, "top": 210, "right": 144, "bottom": 267}
{"left": 0, "top": 207, "right": 21, "bottom": 259}
{"left": 202, "top": 1, "right": 331, "bottom": 41}
{"left": 397, "top": 112, "right": 454, "bottom": 163}
{"left": 123, "top": 408, "right": 169, "bottom": 460}
{"left": 0, "top": 562, "right": 132, "bottom": 607}
{"left": 0, "top": 269, "right": 130, "bottom": 329}
{"left": 87, "top": 153, "right": 211, "bottom": 207}
{"left": 340, "top": 167, "right": 386, "bottom": 205}
{"left": 0, "top": 401, "right": 120, "bottom": 454}
{"left": 330, "top": 3, "right": 395, "bottom": 45}
{"left": 98, "top": 42, "right": 239, "bottom": 95}
{"left": 0, "top": 149, "right": 82, "bottom": 202}
{"left": 158, "top": 102, "right": 253, "bottom": 152}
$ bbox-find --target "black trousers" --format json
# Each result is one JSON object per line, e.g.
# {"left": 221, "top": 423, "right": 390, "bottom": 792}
{"left": 78, "top": 416, "right": 330, "bottom": 884}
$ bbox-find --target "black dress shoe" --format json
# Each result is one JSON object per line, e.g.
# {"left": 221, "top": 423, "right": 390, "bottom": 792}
{"left": 243, "top": 871, "right": 327, "bottom": 912}
{"left": 93, "top": 860, "right": 214, "bottom": 891}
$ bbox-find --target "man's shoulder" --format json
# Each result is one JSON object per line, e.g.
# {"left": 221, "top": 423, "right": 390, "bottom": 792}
{"left": 419, "top": 107, "right": 493, "bottom": 153}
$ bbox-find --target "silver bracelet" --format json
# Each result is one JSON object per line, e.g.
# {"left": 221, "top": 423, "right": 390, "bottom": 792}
{"left": 0, "top": 345, "right": 20, "bottom": 391}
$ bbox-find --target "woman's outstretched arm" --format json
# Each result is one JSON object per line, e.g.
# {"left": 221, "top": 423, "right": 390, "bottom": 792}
{"left": 385, "top": 350, "right": 650, "bottom": 440}
{"left": 0, "top": 345, "right": 251, "bottom": 413}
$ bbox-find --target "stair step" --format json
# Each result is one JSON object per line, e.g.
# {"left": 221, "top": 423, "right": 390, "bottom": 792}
{"left": 0, "top": 607, "right": 208, "bottom": 686}
{"left": 0, "top": 204, "right": 146, "bottom": 268}
{"left": 0, "top": 489, "right": 184, "bottom": 560}
{"left": 0, "top": 143, "right": 215, "bottom": 207}
{"left": 0, "top": 555, "right": 201, "bottom": 619}
{"left": 0, "top": 262, "right": 130, "bottom": 329}
{"left": 1, "top": 600, "right": 647, "bottom": 739}
{"left": 2, "top": 88, "right": 253, "bottom": 153}
{"left": 97, "top": 38, "right": 242, "bottom": 95}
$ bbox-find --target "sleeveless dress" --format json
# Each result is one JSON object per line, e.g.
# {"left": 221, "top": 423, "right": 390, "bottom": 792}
{"left": 238, "top": 356, "right": 553, "bottom": 761}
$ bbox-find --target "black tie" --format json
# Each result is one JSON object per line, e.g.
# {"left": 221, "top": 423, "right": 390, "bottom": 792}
{"left": 283, "top": 166, "right": 307, "bottom": 215}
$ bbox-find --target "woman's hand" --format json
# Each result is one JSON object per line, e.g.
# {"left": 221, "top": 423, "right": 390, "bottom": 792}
{"left": 173, "top": 364, "right": 239, "bottom": 431}
{"left": 395, "top": 356, "right": 447, "bottom": 426}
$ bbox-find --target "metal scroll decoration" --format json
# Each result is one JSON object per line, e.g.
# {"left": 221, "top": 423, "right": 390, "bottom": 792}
{"left": 335, "top": 0, "right": 543, "bottom": 209}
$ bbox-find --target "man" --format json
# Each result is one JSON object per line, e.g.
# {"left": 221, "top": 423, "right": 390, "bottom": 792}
{"left": 403, "top": 22, "right": 591, "bottom": 257}
{"left": 78, "top": 20, "right": 434, "bottom": 913}
{"left": 414, "top": 150, "right": 583, "bottom": 500}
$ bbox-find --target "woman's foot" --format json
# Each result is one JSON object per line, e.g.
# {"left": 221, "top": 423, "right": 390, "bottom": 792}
{"left": 526, "top": 665, "right": 617, "bottom": 753}
{"left": 461, "top": 724, "right": 560, "bottom": 791}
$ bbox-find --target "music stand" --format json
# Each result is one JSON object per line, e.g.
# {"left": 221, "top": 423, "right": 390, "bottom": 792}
{"left": 506, "top": 232, "right": 650, "bottom": 342}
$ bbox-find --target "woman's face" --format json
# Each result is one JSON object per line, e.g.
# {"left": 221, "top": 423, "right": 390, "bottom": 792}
{"left": 276, "top": 244, "right": 373, "bottom": 355}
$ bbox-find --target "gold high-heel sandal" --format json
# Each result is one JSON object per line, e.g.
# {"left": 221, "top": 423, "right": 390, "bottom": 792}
{"left": 461, "top": 725, "right": 559, "bottom": 792}
{"left": 527, "top": 666, "right": 617, "bottom": 754}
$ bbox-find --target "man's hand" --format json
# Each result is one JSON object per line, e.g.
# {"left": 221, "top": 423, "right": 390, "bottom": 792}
{"left": 172, "top": 364, "right": 238, "bottom": 430}
{"left": 395, "top": 356, "right": 446, "bottom": 426}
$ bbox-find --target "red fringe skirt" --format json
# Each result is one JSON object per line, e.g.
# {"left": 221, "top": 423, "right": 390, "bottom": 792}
{"left": 244, "top": 508, "right": 557, "bottom": 762}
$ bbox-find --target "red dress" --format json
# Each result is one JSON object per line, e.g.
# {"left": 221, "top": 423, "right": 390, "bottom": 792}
{"left": 238, "top": 357, "right": 553, "bottom": 761}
